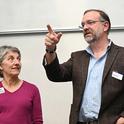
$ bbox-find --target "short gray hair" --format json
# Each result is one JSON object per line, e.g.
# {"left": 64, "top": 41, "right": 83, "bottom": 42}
{"left": 0, "top": 45, "right": 21, "bottom": 78}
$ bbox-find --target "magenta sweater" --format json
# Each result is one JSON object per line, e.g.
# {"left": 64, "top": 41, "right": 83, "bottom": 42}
{"left": 0, "top": 81, "right": 43, "bottom": 124}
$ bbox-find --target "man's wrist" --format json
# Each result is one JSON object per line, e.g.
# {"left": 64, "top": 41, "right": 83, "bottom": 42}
{"left": 46, "top": 46, "right": 56, "bottom": 53}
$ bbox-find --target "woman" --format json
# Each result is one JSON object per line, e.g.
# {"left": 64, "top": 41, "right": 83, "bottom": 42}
{"left": 0, "top": 45, "right": 43, "bottom": 124}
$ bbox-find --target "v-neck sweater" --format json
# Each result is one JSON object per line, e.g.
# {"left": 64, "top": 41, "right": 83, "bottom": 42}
{"left": 0, "top": 80, "right": 43, "bottom": 124}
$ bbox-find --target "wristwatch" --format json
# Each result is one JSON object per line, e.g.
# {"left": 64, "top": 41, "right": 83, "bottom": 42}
{"left": 46, "top": 46, "right": 56, "bottom": 53}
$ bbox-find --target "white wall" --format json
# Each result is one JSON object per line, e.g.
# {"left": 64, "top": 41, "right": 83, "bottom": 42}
{"left": 0, "top": 33, "right": 83, "bottom": 124}
{"left": 0, "top": 31, "right": 124, "bottom": 124}
{"left": 0, "top": 0, "right": 124, "bottom": 31}
{"left": 0, "top": 0, "right": 124, "bottom": 124}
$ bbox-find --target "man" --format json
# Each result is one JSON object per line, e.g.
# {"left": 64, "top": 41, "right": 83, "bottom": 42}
{"left": 43, "top": 9, "right": 124, "bottom": 124}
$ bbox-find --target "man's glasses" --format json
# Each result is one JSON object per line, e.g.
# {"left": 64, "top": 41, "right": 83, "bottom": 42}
{"left": 79, "top": 20, "right": 105, "bottom": 29}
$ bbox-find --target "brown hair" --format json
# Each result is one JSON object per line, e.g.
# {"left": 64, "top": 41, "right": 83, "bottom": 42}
{"left": 84, "top": 9, "right": 111, "bottom": 33}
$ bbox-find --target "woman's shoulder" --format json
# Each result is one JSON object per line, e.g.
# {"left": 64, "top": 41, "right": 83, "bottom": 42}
{"left": 0, "top": 81, "right": 3, "bottom": 87}
{"left": 22, "top": 80, "right": 39, "bottom": 90}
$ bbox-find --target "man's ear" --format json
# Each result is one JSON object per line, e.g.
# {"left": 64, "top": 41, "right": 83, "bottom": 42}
{"left": 103, "top": 21, "right": 109, "bottom": 32}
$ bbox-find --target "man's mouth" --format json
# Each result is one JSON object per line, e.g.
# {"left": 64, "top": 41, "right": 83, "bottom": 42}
{"left": 84, "top": 33, "right": 92, "bottom": 37}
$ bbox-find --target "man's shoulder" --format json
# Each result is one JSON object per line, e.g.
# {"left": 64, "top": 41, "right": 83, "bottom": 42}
{"left": 72, "top": 49, "right": 86, "bottom": 54}
{"left": 71, "top": 50, "right": 89, "bottom": 57}
{"left": 111, "top": 42, "right": 124, "bottom": 50}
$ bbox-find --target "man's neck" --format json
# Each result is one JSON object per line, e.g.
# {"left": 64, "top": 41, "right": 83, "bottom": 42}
{"left": 90, "top": 38, "right": 109, "bottom": 59}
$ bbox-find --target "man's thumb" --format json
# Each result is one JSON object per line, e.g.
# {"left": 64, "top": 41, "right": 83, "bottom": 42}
{"left": 57, "top": 32, "right": 62, "bottom": 40}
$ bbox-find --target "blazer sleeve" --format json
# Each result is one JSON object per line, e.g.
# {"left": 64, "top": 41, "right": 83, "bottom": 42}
{"left": 43, "top": 54, "right": 72, "bottom": 82}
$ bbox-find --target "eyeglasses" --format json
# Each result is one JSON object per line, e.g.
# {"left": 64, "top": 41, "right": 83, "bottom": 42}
{"left": 79, "top": 20, "right": 105, "bottom": 29}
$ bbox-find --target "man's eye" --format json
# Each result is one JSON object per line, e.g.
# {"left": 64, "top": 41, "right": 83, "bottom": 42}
{"left": 87, "top": 21, "right": 95, "bottom": 24}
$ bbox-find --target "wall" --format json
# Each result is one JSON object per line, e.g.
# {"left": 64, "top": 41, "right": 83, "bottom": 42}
{"left": 0, "top": 0, "right": 124, "bottom": 31}
{"left": 0, "top": 0, "right": 124, "bottom": 123}
{"left": 0, "top": 31, "right": 124, "bottom": 124}
{"left": 0, "top": 32, "right": 84, "bottom": 124}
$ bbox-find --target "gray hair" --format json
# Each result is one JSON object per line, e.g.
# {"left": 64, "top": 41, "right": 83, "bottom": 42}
{"left": 0, "top": 45, "right": 21, "bottom": 78}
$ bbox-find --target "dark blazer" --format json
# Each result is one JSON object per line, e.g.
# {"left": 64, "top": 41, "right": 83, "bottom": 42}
{"left": 43, "top": 42, "right": 124, "bottom": 124}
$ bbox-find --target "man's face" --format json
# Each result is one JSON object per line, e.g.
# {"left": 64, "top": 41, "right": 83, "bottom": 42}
{"left": 81, "top": 11, "right": 105, "bottom": 44}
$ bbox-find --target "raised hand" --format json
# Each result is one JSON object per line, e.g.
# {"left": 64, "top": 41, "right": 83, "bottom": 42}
{"left": 116, "top": 117, "right": 124, "bottom": 124}
{"left": 45, "top": 24, "right": 62, "bottom": 50}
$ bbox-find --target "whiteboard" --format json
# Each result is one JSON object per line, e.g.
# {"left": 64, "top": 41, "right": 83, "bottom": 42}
{"left": 0, "top": 0, "right": 124, "bottom": 31}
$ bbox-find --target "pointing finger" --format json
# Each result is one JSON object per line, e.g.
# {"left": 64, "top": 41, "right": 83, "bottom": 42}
{"left": 47, "top": 24, "right": 54, "bottom": 34}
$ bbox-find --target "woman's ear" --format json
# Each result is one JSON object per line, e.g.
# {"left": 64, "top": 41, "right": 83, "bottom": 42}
{"left": 0, "top": 66, "right": 3, "bottom": 70}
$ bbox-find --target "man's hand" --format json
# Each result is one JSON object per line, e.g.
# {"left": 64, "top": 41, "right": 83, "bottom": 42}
{"left": 116, "top": 117, "right": 124, "bottom": 124}
{"left": 44, "top": 24, "right": 62, "bottom": 50}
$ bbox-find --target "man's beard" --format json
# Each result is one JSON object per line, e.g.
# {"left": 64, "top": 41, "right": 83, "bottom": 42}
{"left": 84, "top": 34, "right": 96, "bottom": 44}
{"left": 83, "top": 29, "right": 96, "bottom": 44}
{"left": 83, "top": 28, "right": 103, "bottom": 44}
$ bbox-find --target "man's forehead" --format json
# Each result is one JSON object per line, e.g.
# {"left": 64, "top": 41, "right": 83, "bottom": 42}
{"left": 83, "top": 11, "right": 100, "bottom": 20}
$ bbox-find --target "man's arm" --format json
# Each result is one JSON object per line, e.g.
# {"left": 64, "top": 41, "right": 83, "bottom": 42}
{"left": 44, "top": 24, "right": 62, "bottom": 64}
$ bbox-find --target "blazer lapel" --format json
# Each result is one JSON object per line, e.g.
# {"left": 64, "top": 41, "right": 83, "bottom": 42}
{"left": 100, "top": 43, "right": 119, "bottom": 112}
{"left": 102, "top": 43, "right": 119, "bottom": 84}
{"left": 80, "top": 51, "right": 90, "bottom": 94}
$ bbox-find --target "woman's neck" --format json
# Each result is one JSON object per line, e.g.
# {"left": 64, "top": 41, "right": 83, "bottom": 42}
{"left": 2, "top": 77, "right": 20, "bottom": 87}
{"left": 2, "top": 77, "right": 22, "bottom": 92}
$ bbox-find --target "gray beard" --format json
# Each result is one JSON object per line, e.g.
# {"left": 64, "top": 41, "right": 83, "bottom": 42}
{"left": 84, "top": 36, "right": 96, "bottom": 44}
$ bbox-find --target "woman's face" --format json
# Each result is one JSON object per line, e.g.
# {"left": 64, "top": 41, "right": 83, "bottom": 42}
{"left": 0, "top": 51, "right": 21, "bottom": 78}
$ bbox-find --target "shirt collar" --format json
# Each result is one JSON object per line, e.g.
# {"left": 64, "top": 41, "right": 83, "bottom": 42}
{"left": 85, "top": 39, "right": 112, "bottom": 56}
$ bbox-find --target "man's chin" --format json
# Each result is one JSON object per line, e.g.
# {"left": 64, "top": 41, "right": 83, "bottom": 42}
{"left": 85, "top": 37, "right": 94, "bottom": 44}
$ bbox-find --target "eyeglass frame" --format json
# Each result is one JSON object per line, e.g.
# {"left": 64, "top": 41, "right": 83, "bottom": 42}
{"left": 79, "top": 20, "right": 105, "bottom": 29}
